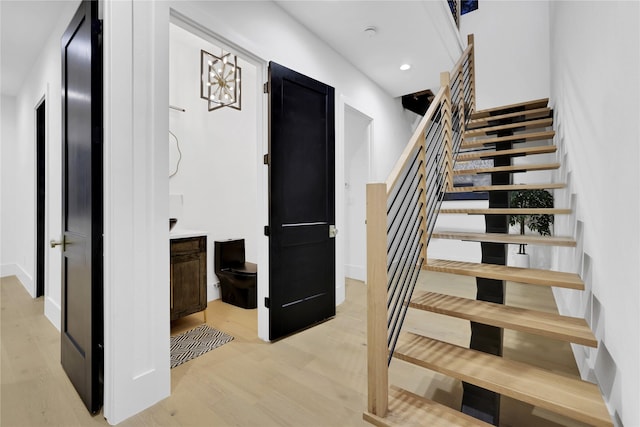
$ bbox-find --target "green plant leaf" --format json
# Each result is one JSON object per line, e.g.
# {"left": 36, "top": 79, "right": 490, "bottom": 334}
{"left": 508, "top": 189, "right": 554, "bottom": 236}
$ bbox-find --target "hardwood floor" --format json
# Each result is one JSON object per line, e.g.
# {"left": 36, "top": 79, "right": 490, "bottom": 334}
{"left": 1, "top": 273, "right": 588, "bottom": 426}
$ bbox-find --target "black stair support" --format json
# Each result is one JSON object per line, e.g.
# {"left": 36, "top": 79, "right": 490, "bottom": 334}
{"left": 461, "top": 131, "right": 513, "bottom": 425}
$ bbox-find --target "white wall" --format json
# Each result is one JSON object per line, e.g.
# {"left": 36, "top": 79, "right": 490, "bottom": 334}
{"left": 170, "top": 1, "right": 414, "bottom": 183}
{"left": 0, "top": 95, "right": 25, "bottom": 280}
{"left": 344, "top": 105, "right": 371, "bottom": 282}
{"left": 460, "top": 0, "right": 550, "bottom": 110}
{"left": 431, "top": 0, "right": 554, "bottom": 265}
{"left": 428, "top": 200, "right": 486, "bottom": 263}
{"left": 0, "top": 1, "right": 80, "bottom": 331}
{"left": 549, "top": 2, "right": 640, "bottom": 425}
{"left": 169, "top": 24, "right": 258, "bottom": 300}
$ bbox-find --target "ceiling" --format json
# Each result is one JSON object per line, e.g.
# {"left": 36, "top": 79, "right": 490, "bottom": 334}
{"left": 1, "top": 1, "right": 75, "bottom": 96}
{"left": 1, "top": 0, "right": 462, "bottom": 99}
{"left": 274, "top": 0, "right": 463, "bottom": 97}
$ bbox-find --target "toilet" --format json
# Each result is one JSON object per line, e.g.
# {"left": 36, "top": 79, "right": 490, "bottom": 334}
{"left": 214, "top": 239, "right": 257, "bottom": 309}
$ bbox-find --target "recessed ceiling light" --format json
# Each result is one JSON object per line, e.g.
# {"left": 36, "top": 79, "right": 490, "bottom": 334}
{"left": 400, "top": 64, "right": 411, "bottom": 71}
{"left": 364, "top": 26, "right": 377, "bottom": 37}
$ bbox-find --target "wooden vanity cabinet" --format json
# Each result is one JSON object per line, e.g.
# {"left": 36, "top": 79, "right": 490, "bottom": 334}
{"left": 170, "top": 236, "right": 207, "bottom": 321}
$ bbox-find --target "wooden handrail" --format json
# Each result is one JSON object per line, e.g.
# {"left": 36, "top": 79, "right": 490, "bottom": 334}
{"left": 385, "top": 37, "right": 475, "bottom": 196}
{"left": 450, "top": 43, "right": 473, "bottom": 79}
{"left": 365, "top": 34, "right": 476, "bottom": 422}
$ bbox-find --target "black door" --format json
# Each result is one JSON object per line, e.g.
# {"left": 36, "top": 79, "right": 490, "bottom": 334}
{"left": 59, "top": 0, "right": 103, "bottom": 414}
{"left": 36, "top": 100, "right": 46, "bottom": 298}
{"left": 268, "top": 62, "right": 336, "bottom": 340}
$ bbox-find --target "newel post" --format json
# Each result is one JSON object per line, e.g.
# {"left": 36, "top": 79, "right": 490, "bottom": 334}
{"left": 366, "top": 183, "right": 389, "bottom": 417}
{"left": 440, "top": 72, "right": 454, "bottom": 191}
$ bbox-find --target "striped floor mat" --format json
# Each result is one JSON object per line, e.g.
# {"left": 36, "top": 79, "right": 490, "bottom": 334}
{"left": 170, "top": 324, "right": 234, "bottom": 368}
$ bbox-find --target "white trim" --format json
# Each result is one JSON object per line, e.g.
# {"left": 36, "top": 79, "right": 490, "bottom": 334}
{"left": 102, "top": 1, "right": 171, "bottom": 423}
{"left": 44, "top": 295, "right": 61, "bottom": 331}
{"left": 33, "top": 93, "right": 47, "bottom": 301}
{"left": 345, "top": 264, "right": 366, "bottom": 282}
{"left": 43, "top": 83, "right": 51, "bottom": 306}
{"left": 168, "top": 8, "right": 271, "bottom": 342}
{"left": 339, "top": 95, "right": 373, "bottom": 290}
{"left": 257, "top": 58, "right": 269, "bottom": 342}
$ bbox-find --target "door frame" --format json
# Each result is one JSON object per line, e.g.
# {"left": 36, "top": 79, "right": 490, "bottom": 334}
{"left": 336, "top": 96, "right": 374, "bottom": 292}
{"left": 34, "top": 93, "right": 48, "bottom": 299}
{"left": 169, "top": 11, "right": 271, "bottom": 341}
{"left": 340, "top": 101, "right": 373, "bottom": 284}
{"left": 169, "top": 10, "right": 354, "bottom": 341}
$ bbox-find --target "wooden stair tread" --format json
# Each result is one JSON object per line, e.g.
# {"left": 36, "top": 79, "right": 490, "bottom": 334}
{"left": 456, "top": 145, "right": 556, "bottom": 161}
{"left": 455, "top": 162, "right": 560, "bottom": 175}
{"left": 449, "top": 183, "right": 566, "bottom": 192}
{"left": 439, "top": 208, "right": 571, "bottom": 215}
{"left": 394, "top": 333, "right": 612, "bottom": 426}
{"left": 431, "top": 230, "right": 576, "bottom": 247}
{"left": 410, "top": 291, "right": 597, "bottom": 347}
{"left": 464, "top": 118, "right": 553, "bottom": 137}
{"left": 467, "top": 107, "right": 552, "bottom": 129}
{"left": 363, "top": 386, "right": 491, "bottom": 427}
{"left": 470, "top": 98, "right": 549, "bottom": 119}
{"left": 424, "top": 259, "right": 584, "bottom": 289}
{"left": 462, "top": 130, "right": 555, "bottom": 149}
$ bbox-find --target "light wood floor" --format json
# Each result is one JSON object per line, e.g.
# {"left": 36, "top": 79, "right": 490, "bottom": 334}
{"left": 1, "top": 273, "right": 588, "bottom": 426}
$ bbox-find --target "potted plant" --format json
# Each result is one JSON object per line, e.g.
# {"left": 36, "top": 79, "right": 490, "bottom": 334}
{"left": 508, "top": 189, "right": 554, "bottom": 267}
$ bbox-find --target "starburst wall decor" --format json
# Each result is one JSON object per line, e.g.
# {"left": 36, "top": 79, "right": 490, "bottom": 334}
{"left": 200, "top": 49, "right": 242, "bottom": 111}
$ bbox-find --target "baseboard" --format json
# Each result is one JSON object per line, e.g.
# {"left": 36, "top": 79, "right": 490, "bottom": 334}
{"left": 336, "top": 282, "right": 345, "bottom": 306}
{"left": 207, "top": 281, "right": 221, "bottom": 302}
{"left": 345, "top": 264, "right": 365, "bottom": 282}
{"left": 45, "top": 296, "right": 62, "bottom": 332}
{"left": 0, "top": 263, "right": 34, "bottom": 297}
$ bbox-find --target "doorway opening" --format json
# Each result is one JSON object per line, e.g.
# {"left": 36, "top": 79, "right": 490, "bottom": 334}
{"left": 343, "top": 105, "right": 372, "bottom": 283}
{"left": 35, "top": 98, "right": 46, "bottom": 298}
{"left": 167, "top": 20, "right": 263, "bottom": 341}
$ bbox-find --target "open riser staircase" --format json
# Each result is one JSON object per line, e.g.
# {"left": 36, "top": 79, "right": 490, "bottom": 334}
{"left": 363, "top": 35, "right": 612, "bottom": 427}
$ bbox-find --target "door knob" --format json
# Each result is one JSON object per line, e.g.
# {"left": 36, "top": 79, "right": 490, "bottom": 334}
{"left": 50, "top": 236, "right": 66, "bottom": 250}
{"left": 329, "top": 225, "right": 338, "bottom": 238}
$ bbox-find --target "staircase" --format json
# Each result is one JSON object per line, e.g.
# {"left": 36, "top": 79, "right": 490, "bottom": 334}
{"left": 363, "top": 36, "right": 613, "bottom": 427}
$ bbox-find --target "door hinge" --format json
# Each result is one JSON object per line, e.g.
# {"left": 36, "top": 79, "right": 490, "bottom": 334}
{"left": 263, "top": 82, "right": 269, "bottom": 94}
{"left": 264, "top": 297, "right": 270, "bottom": 308}
{"left": 264, "top": 225, "right": 270, "bottom": 236}
{"left": 263, "top": 154, "right": 269, "bottom": 165}
{"left": 93, "top": 19, "right": 103, "bottom": 36}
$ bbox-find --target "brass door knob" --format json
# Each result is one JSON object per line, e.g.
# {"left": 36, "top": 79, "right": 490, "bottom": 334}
{"left": 50, "top": 237, "right": 66, "bottom": 250}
